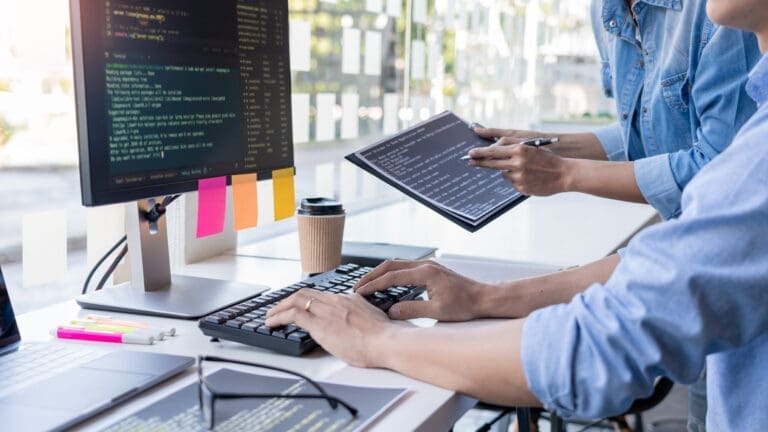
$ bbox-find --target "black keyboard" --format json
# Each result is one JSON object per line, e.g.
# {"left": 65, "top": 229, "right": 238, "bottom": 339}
{"left": 198, "top": 263, "right": 425, "bottom": 356}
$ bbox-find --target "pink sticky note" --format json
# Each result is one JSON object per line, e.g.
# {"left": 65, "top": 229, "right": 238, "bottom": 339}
{"left": 196, "top": 177, "right": 227, "bottom": 238}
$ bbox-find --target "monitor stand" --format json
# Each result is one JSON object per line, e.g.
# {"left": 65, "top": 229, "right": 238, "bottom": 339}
{"left": 77, "top": 199, "right": 268, "bottom": 319}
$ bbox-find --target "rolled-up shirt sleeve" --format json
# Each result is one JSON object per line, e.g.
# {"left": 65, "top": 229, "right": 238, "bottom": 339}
{"left": 593, "top": 122, "right": 626, "bottom": 161}
{"left": 520, "top": 126, "right": 768, "bottom": 419}
{"left": 634, "top": 154, "right": 682, "bottom": 219}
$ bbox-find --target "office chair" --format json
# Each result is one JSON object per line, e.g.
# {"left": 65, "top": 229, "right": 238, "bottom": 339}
{"left": 473, "top": 377, "right": 674, "bottom": 432}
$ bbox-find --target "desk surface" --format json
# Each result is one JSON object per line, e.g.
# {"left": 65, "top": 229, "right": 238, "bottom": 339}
{"left": 16, "top": 195, "right": 656, "bottom": 431}
{"left": 239, "top": 194, "right": 657, "bottom": 268}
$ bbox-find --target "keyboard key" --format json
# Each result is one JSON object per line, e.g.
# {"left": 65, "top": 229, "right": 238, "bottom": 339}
{"left": 225, "top": 320, "right": 243, "bottom": 329}
{"left": 204, "top": 315, "right": 226, "bottom": 324}
{"left": 271, "top": 327, "right": 289, "bottom": 338}
{"left": 242, "top": 322, "right": 260, "bottom": 332}
{"left": 256, "top": 326, "right": 272, "bottom": 335}
{"left": 287, "top": 331, "right": 311, "bottom": 343}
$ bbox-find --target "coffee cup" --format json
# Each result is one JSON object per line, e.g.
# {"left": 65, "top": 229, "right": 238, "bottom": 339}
{"left": 296, "top": 198, "right": 346, "bottom": 274}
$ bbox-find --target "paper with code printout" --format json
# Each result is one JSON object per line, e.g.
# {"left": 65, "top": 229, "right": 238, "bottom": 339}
{"left": 350, "top": 111, "right": 523, "bottom": 229}
{"left": 102, "top": 368, "right": 407, "bottom": 432}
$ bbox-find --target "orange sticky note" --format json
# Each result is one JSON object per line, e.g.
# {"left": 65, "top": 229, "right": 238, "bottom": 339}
{"left": 272, "top": 167, "right": 296, "bottom": 221}
{"left": 232, "top": 173, "right": 259, "bottom": 231}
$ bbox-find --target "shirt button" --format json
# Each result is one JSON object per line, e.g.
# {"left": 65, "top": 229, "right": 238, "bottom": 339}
{"left": 609, "top": 20, "right": 618, "bottom": 28}
{"left": 639, "top": 60, "right": 645, "bottom": 67}
{"left": 642, "top": 107, "right": 648, "bottom": 114}
{"left": 622, "top": 113, "right": 628, "bottom": 120}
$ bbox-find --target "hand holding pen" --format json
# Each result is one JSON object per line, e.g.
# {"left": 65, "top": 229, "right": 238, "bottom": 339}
{"left": 461, "top": 122, "right": 570, "bottom": 196}
{"left": 460, "top": 137, "right": 560, "bottom": 160}
{"left": 461, "top": 122, "right": 560, "bottom": 160}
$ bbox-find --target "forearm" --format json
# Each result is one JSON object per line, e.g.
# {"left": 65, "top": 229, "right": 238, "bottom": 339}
{"left": 372, "top": 319, "right": 541, "bottom": 407}
{"left": 549, "top": 132, "right": 608, "bottom": 160}
{"left": 563, "top": 159, "right": 647, "bottom": 203}
{"left": 474, "top": 254, "right": 621, "bottom": 318}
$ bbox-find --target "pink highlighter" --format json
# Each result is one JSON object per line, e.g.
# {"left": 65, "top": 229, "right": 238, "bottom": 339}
{"left": 52, "top": 327, "right": 154, "bottom": 345}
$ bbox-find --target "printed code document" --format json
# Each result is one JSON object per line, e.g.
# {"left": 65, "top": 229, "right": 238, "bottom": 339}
{"left": 103, "top": 368, "right": 407, "bottom": 432}
{"left": 346, "top": 111, "right": 525, "bottom": 232}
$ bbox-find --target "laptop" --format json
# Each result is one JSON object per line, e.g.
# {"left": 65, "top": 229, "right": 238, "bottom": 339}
{"left": 0, "top": 264, "right": 195, "bottom": 432}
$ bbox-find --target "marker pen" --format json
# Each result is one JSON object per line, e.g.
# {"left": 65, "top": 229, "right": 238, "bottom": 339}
{"left": 51, "top": 327, "right": 155, "bottom": 345}
{"left": 85, "top": 314, "right": 176, "bottom": 337}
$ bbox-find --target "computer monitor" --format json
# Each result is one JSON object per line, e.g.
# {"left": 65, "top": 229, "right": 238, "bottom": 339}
{"left": 70, "top": 0, "right": 294, "bottom": 318}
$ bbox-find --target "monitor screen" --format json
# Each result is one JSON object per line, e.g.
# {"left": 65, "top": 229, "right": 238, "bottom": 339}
{"left": 0, "top": 266, "right": 21, "bottom": 352}
{"left": 72, "top": 0, "right": 294, "bottom": 206}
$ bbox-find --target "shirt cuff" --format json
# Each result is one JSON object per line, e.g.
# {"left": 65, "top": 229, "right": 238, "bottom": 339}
{"left": 522, "top": 306, "right": 578, "bottom": 418}
{"left": 593, "top": 123, "right": 626, "bottom": 161}
{"left": 634, "top": 154, "right": 683, "bottom": 220}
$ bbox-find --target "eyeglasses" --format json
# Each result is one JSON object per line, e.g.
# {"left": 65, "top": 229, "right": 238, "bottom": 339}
{"left": 197, "top": 355, "right": 358, "bottom": 430}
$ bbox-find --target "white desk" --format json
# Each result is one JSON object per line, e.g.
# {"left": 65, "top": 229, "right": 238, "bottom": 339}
{"left": 238, "top": 193, "right": 657, "bottom": 267}
{"left": 16, "top": 194, "right": 656, "bottom": 431}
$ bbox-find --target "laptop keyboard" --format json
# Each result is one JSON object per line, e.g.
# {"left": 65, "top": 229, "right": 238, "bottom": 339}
{"left": 0, "top": 343, "right": 104, "bottom": 398}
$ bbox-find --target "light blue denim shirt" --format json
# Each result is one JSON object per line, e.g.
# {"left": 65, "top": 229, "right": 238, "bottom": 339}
{"left": 590, "top": 0, "right": 760, "bottom": 219}
{"left": 522, "top": 53, "right": 768, "bottom": 431}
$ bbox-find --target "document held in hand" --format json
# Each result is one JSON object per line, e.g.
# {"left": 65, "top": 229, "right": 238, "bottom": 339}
{"left": 346, "top": 111, "right": 526, "bottom": 232}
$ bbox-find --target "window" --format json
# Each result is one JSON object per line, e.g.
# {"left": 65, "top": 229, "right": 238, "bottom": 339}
{"left": 0, "top": 0, "right": 608, "bottom": 308}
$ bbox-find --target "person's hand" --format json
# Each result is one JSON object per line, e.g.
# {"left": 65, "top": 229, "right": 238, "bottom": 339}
{"left": 354, "top": 260, "right": 490, "bottom": 322}
{"left": 265, "top": 289, "right": 403, "bottom": 367}
{"left": 467, "top": 144, "right": 572, "bottom": 196}
{"left": 474, "top": 127, "right": 554, "bottom": 145}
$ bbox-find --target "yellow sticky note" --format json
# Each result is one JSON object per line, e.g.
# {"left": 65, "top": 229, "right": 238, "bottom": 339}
{"left": 232, "top": 173, "right": 259, "bottom": 231}
{"left": 272, "top": 167, "right": 296, "bottom": 221}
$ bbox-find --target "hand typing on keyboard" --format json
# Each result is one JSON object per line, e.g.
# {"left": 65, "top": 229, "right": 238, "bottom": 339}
{"left": 265, "top": 289, "right": 397, "bottom": 367}
{"left": 198, "top": 263, "right": 426, "bottom": 356}
{"left": 264, "top": 259, "right": 494, "bottom": 366}
{"left": 353, "top": 260, "right": 492, "bottom": 322}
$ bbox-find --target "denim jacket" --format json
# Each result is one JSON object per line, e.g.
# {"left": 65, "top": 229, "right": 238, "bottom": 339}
{"left": 590, "top": 0, "right": 760, "bottom": 219}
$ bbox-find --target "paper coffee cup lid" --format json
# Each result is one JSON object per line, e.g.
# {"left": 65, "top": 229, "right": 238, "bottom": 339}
{"left": 298, "top": 197, "right": 344, "bottom": 216}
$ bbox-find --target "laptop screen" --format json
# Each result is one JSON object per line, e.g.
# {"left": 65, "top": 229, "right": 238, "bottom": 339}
{"left": 0, "top": 265, "right": 21, "bottom": 351}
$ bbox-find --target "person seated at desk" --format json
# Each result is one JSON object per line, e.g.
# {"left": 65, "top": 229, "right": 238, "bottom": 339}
{"left": 265, "top": 2, "right": 768, "bottom": 429}
{"left": 467, "top": 0, "right": 761, "bottom": 428}
{"left": 470, "top": 0, "right": 760, "bottom": 221}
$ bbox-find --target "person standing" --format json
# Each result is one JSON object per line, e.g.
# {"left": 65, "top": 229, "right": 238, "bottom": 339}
{"left": 470, "top": 0, "right": 760, "bottom": 220}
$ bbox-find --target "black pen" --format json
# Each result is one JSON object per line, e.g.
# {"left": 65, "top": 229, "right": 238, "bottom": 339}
{"left": 460, "top": 136, "right": 560, "bottom": 161}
